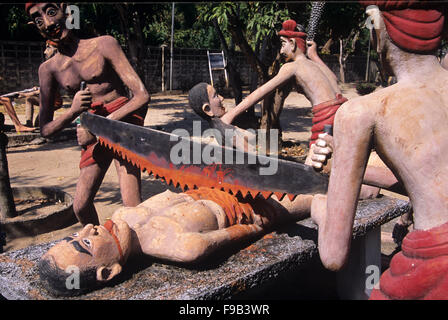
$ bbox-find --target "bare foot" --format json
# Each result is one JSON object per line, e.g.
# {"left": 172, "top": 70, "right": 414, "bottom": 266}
{"left": 15, "top": 125, "right": 37, "bottom": 133}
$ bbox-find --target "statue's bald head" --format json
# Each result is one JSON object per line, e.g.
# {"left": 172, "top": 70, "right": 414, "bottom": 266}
{"left": 188, "top": 82, "right": 212, "bottom": 121}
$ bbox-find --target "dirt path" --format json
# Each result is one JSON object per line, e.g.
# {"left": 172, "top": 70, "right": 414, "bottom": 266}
{"left": 1, "top": 84, "right": 405, "bottom": 253}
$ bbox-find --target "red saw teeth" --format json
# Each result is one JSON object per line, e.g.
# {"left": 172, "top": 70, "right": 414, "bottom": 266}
{"left": 98, "top": 137, "right": 287, "bottom": 201}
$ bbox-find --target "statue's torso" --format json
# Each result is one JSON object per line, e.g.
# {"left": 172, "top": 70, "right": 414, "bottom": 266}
{"left": 356, "top": 75, "right": 448, "bottom": 230}
{"left": 291, "top": 58, "right": 340, "bottom": 106}
{"left": 48, "top": 37, "right": 126, "bottom": 103}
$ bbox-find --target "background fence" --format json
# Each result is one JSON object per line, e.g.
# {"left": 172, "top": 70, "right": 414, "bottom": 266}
{"left": 0, "top": 40, "right": 374, "bottom": 96}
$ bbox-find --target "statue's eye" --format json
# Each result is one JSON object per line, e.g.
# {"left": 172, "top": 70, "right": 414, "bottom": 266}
{"left": 82, "top": 238, "right": 92, "bottom": 248}
{"left": 47, "top": 7, "right": 57, "bottom": 17}
{"left": 35, "top": 17, "right": 43, "bottom": 26}
{"left": 72, "top": 232, "right": 79, "bottom": 237}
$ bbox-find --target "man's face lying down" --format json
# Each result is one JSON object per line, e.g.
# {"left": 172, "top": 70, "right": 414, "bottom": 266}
{"left": 42, "top": 220, "right": 131, "bottom": 272}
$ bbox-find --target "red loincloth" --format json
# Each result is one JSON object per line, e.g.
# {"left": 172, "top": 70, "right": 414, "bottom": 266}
{"left": 370, "top": 220, "right": 448, "bottom": 300}
{"left": 310, "top": 94, "right": 348, "bottom": 146}
{"left": 185, "top": 188, "right": 255, "bottom": 226}
{"left": 360, "top": 1, "right": 445, "bottom": 53}
{"left": 185, "top": 187, "right": 279, "bottom": 228}
{"left": 79, "top": 96, "right": 146, "bottom": 169}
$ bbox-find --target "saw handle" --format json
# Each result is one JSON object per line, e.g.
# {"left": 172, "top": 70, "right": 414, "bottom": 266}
{"left": 75, "top": 81, "right": 87, "bottom": 125}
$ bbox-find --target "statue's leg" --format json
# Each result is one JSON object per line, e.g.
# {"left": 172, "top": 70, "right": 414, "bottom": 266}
{"left": 25, "top": 96, "right": 39, "bottom": 127}
{"left": 113, "top": 157, "right": 141, "bottom": 207}
{"left": 0, "top": 98, "right": 35, "bottom": 132}
{"left": 73, "top": 159, "right": 112, "bottom": 226}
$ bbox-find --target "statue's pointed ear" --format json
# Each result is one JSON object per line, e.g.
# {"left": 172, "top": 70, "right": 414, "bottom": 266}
{"left": 96, "top": 263, "right": 122, "bottom": 282}
{"left": 291, "top": 38, "right": 298, "bottom": 52}
{"left": 202, "top": 103, "right": 213, "bottom": 117}
{"left": 60, "top": 3, "right": 68, "bottom": 13}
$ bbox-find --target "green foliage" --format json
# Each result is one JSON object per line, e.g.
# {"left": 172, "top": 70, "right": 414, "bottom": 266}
{"left": 0, "top": 4, "right": 40, "bottom": 41}
{"left": 316, "top": 2, "right": 369, "bottom": 55}
{"left": 0, "top": 3, "right": 220, "bottom": 49}
{"left": 199, "top": 2, "right": 290, "bottom": 51}
{"left": 6, "top": 6, "right": 25, "bottom": 36}
{"left": 0, "top": 2, "right": 374, "bottom": 58}
{"left": 245, "top": 2, "right": 290, "bottom": 47}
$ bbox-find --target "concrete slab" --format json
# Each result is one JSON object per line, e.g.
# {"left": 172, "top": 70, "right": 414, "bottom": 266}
{"left": 5, "top": 127, "right": 76, "bottom": 148}
{"left": 0, "top": 196, "right": 410, "bottom": 300}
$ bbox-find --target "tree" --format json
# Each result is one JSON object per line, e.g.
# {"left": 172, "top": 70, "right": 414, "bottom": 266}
{"left": 316, "top": 2, "right": 367, "bottom": 83}
{"left": 199, "top": 2, "right": 298, "bottom": 137}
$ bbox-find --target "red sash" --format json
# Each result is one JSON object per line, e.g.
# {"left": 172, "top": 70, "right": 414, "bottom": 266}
{"left": 310, "top": 94, "right": 347, "bottom": 146}
{"left": 79, "top": 97, "right": 145, "bottom": 169}
{"left": 370, "top": 220, "right": 448, "bottom": 300}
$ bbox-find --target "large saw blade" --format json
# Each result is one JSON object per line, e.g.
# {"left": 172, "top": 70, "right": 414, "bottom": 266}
{"left": 80, "top": 113, "right": 328, "bottom": 201}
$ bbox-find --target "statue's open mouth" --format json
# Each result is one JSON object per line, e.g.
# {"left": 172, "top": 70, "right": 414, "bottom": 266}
{"left": 48, "top": 25, "right": 62, "bottom": 39}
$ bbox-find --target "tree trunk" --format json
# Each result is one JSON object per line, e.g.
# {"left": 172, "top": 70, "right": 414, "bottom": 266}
{"left": 321, "top": 37, "right": 333, "bottom": 55}
{"left": 0, "top": 116, "right": 16, "bottom": 220}
{"left": 115, "top": 4, "right": 145, "bottom": 82}
{"left": 260, "top": 51, "right": 293, "bottom": 133}
{"left": 338, "top": 38, "right": 345, "bottom": 83}
{"left": 212, "top": 19, "right": 243, "bottom": 105}
{"left": 225, "top": 15, "right": 262, "bottom": 129}
{"left": 225, "top": 8, "right": 290, "bottom": 134}
{"left": 338, "top": 28, "right": 360, "bottom": 84}
{"left": 227, "top": 13, "right": 268, "bottom": 82}
{"left": 259, "top": 38, "right": 292, "bottom": 149}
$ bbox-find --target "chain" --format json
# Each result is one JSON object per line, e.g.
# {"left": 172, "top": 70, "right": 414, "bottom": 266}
{"left": 306, "top": 1, "right": 326, "bottom": 41}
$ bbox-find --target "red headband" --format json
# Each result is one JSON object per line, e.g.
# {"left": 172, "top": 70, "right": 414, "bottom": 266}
{"left": 278, "top": 19, "right": 307, "bottom": 54}
{"left": 25, "top": 2, "right": 36, "bottom": 14}
{"left": 361, "top": 1, "right": 445, "bottom": 53}
{"left": 104, "top": 219, "right": 124, "bottom": 264}
{"left": 46, "top": 40, "right": 59, "bottom": 49}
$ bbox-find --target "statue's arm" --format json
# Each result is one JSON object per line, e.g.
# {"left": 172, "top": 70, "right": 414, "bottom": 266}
{"left": 140, "top": 220, "right": 263, "bottom": 263}
{"left": 311, "top": 132, "right": 405, "bottom": 194}
{"left": 220, "top": 63, "right": 295, "bottom": 125}
{"left": 232, "top": 127, "right": 257, "bottom": 153}
{"left": 306, "top": 40, "right": 338, "bottom": 84}
{"left": 312, "top": 100, "right": 374, "bottom": 271}
{"left": 363, "top": 156, "right": 406, "bottom": 194}
{"left": 38, "top": 63, "right": 79, "bottom": 137}
{"left": 99, "top": 36, "right": 150, "bottom": 121}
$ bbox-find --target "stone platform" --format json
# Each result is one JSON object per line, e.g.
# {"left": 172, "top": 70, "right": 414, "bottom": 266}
{"left": 5, "top": 126, "right": 76, "bottom": 148}
{"left": 0, "top": 196, "right": 410, "bottom": 300}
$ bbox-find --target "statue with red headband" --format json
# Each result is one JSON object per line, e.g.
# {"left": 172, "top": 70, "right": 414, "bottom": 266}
{"left": 221, "top": 19, "right": 344, "bottom": 147}
{"left": 220, "top": 19, "right": 380, "bottom": 199}
{"left": 25, "top": 3, "right": 150, "bottom": 226}
{"left": 310, "top": 0, "right": 448, "bottom": 299}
